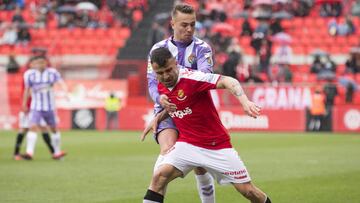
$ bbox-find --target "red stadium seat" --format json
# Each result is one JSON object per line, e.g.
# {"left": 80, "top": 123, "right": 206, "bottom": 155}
{"left": 119, "top": 28, "right": 131, "bottom": 39}
{"left": 348, "top": 36, "right": 359, "bottom": 46}
{"left": 353, "top": 93, "right": 360, "bottom": 104}
{"left": 334, "top": 96, "right": 344, "bottom": 105}
{"left": 356, "top": 74, "right": 360, "bottom": 83}
{"left": 293, "top": 74, "right": 304, "bottom": 83}
{"left": 336, "top": 65, "right": 346, "bottom": 76}
{"left": 292, "top": 45, "right": 305, "bottom": 54}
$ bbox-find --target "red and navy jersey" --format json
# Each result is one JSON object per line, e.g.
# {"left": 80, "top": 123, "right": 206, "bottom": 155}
{"left": 158, "top": 68, "right": 231, "bottom": 150}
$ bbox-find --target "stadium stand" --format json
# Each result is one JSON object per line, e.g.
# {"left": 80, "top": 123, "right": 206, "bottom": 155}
{"left": 1, "top": 0, "right": 360, "bottom": 116}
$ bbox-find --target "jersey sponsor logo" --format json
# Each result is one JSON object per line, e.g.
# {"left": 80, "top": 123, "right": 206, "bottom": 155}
{"left": 169, "top": 107, "right": 192, "bottom": 118}
{"left": 176, "top": 89, "right": 187, "bottom": 101}
{"left": 188, "top": 53, "right": 196, "bottom": 64}
{"left": 222, "top": 169, "right": 247, "bottom": 176}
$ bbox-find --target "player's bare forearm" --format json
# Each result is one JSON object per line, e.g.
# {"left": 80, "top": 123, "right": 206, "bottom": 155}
{"left": 59, "top": 80, "right": 68, "bottom": 92}
{"left": 140, "top": 110, "right": 169, "bottom": 141}
{"left": 22, "top": 88, "right": 30, "bottom": 112}
{"left": 217, "top": 76, "right": 261, "bottom": 118}
{"left": 217, "top": 76, "right": 249, "bottom": 104}
{"left": 157, "top": 109, "right": 170, "bottom": 122}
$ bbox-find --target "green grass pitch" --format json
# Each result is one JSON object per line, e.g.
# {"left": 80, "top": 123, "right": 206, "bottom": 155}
{"left": 0, "top": 131, "right": 359, "bottom": 203}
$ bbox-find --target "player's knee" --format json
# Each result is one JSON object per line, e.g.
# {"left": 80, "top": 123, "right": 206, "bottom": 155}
{"left": 152, "top": 169, "right": 171, "bottom": 190}
{"left": 194, "top": 167, "right": 207, "bottom": 175}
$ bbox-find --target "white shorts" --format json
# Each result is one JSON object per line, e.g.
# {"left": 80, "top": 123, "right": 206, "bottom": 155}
{"left": 18, "top": 112, "right": 46, "bottom": 129}
{"left": 161, "top": 142, "right": 251, "bottom": 185}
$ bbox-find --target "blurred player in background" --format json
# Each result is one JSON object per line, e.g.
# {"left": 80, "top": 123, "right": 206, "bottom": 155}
{"left": 142, "top": 47, "right": 271, "bottom": 203}
{"left": 146, "top": 3, "right": 216, "bottom": 203}
{"left": 21, "top": 55, "right": 67, "bottom": 160}
{"left": 13, "top": 48, "right": 55, "bottom": 160}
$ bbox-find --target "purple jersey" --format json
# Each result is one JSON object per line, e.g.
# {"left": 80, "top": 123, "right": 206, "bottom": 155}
{"left": 24, "top": 68, "right": 61, "bottom": 111}
{"left": 147, "top": 36, "right": 214, "bottom": 112}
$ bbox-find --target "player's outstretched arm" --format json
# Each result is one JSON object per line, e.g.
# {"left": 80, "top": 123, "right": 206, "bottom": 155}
{"left": 140, "top": 110, "right": 169, "bottom": 141}
{"left": 216, "top": 76, "right": 261, "bottom": 118}
{"left": 22, "top": 87, "right": 30, "bottom": 113}
{"left": 58, "top": 79, "right": 71, "bottom": 101}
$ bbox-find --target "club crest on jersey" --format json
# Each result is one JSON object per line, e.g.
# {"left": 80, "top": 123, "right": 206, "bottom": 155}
{"left": 188, "top": 54, "right": 196, "bottom": 64}
{"left": 176, "top": 89, "right": 187, "bottom": 101}
{"left": 147, "top": 61, "right": 153, "bottom": 73}
{"left": 204, "top": 52, "right": 213, "bottom": 66}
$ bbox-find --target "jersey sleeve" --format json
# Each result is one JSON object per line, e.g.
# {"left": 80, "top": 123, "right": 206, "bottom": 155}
{"left": 196, "top": 44, "right": 214, "bottom": 73}
{"left": 147, "top": 59, "right": 160, "bottom": 104}
{"left": 147, "top": 45, "right": 162, "bottom": 104}
{"left": 23, "top": 70, "right": 31, "bottom": 88}
{"left": 182, "top": 69, "right": 220, "bottom": 92}
{"left": 54, "top": 69, "right": 62, "bottom": 82}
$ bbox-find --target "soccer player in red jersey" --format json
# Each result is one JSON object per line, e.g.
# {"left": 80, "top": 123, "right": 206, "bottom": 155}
{"left": 142, "top": 47, "right": 271, "bottom": 203}
{"left": 147, "top": 4, "right": 217, "bottom": 202}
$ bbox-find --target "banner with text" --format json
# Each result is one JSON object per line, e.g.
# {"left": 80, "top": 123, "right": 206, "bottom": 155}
{"left": 54, "top": 79, "right": 128, "bottom": 109}
{"left": 217, "top": 85, "right": 314, "bottom": 110}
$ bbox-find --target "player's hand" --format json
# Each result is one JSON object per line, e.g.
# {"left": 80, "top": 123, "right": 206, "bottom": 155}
{"left": 140, "top": 113, "right": 160, "bottom": 141}
{"left": 159, "top": 94, "right": 176, "bottom": 113}
{"left": 242, "top": 100, "right": 261, "bottom": 118}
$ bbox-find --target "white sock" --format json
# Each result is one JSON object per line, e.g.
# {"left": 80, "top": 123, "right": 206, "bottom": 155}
{"left": 51, "top": 132, "right": 61, "bottom": 155}
{"left": 26, "top": 131, "right": 37, "bottom": 156}
{"left": 143, "top": 200, "right": 160, "bottom": 203}
{"left": 195, "top": 172, "right": 216, "bottom": 203}
{"left": 153, "top": 155, "right": 164, "bottom": 172}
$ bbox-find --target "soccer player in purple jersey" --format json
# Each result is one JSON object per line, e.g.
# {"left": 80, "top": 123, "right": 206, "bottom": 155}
{"left": 13, "top": 55, "right": 55, "bottom": 160}
{"left": 146, "top": 4, "right": 216, "bottom": 203}
{"left": 22, "top": 55, "right": 67, "bottom": 160}
{"left": 142, "top": 47, "right": 271, "bottom": 203}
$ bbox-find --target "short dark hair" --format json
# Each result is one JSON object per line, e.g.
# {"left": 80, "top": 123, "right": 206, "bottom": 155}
{"left": 29, "top": 55, "right": 46, "bottom": 63}
{"left": 150, "top": 47, "right": 173, "bottom": 67}
{"left": 171, "top": 3, "right": 195, "bottom": 18}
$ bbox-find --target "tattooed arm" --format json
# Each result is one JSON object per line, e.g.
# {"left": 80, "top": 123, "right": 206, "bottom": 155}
{"left": 216, "top": 75, "right": 261, "bottom": 118}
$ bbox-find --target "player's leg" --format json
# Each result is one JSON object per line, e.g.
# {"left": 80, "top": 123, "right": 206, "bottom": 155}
{"left": 143, "top": 164, "right": 183, "bottom": 203}
{"left": 43, "top": 110, "right": 66, "bottom": 159}
{"left": 22, "top": 111, "right": 42, "bottom": 160}
{"left": 233, "top": 182, "right": 270, "bottom": 203}
{"left": 153, "top": 116, "right": 178, "bottom": 171}
{"left": 144, "top": 142, "right": 197, "bottom": 203}
{"left": 194, "top": 167, "right": 216, "bottom": 203}
{"left": 13, "top": 112, "right": 29, "bottom": 160}
{"left": 202, "top": 147, "right": 270, "bottom": 203}
{"left": 39, "top": 125, "right": 55, "bottom": 154}
{"left": 14, "top": 129, "right": 26, "bottom": 160}
{"left": 155, "top": 118, "right": 216, "bottom": 203}
{"left": 23, "top": 125, "right": 38, "bottom": 160}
